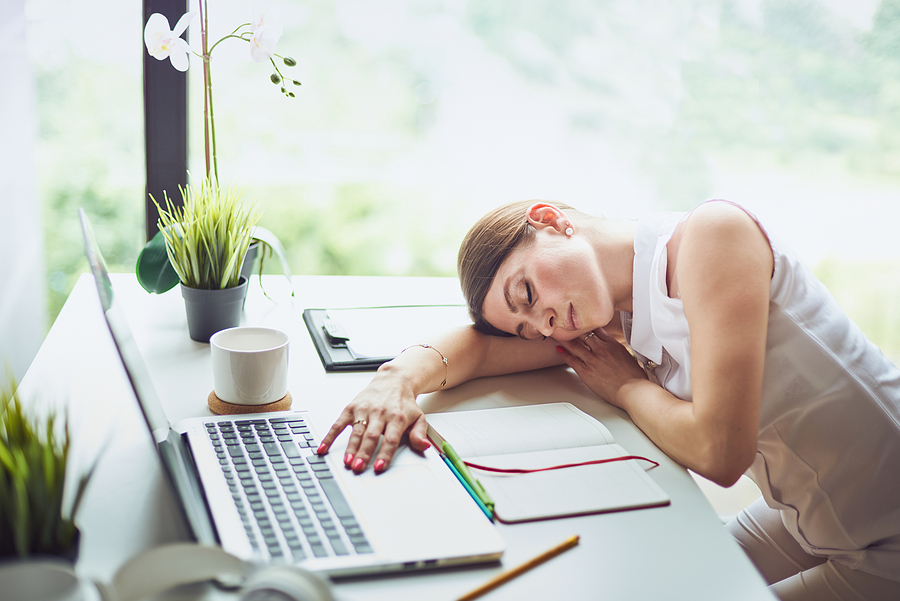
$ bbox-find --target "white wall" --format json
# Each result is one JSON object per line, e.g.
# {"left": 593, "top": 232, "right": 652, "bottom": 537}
{"left": 0, "top": 0, "right": 48, "bottom": 382}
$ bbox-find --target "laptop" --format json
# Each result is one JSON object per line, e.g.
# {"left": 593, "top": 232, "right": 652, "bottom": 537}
{"left": 78, "top": 208, "right": 505, "bottom": 577}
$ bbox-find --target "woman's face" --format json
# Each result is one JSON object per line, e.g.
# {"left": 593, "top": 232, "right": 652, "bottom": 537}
{"left": 481, "top": 228, "right": 612, "bottom": 341}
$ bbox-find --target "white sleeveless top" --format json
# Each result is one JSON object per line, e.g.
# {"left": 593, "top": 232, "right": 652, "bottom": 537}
{"left": 624, "top": 203, "right": 900, "bottom": 581}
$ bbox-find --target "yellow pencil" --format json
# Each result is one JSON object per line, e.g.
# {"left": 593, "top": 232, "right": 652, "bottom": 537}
{"left": 456, "top": 535, "right": 580, "bottom": 601}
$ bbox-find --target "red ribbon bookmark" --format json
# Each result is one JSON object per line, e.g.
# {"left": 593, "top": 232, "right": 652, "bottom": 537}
{"left": 463, "top": 455, "right": 659, "bottom": 474}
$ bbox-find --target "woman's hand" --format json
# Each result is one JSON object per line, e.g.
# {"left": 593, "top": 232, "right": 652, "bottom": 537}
{"left": 316, "top": 368, "right": 431, "bottom": 474}
{"left": 315, "top": 326, "right": 563, "bottom": 475}
{"left": 556, "top": 328, "right": 648, "bottom": 408}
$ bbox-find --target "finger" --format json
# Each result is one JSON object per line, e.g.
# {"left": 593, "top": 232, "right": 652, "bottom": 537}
{"left": 408, "top": 414, "right": 431, "bottom": 452}
{"left": 559, "top": 340, "right": 587, "bottom": 363}
{"left": 373, "top": 415, "right": 432, "bottom": 474}
{"left": 316, "top": 407, "right": 355, "bottom": 455}
{"left": 556, "top": 345, "right": 584, "bottom": 372}
{"left": 351, "top": 415, "right": 385, "bottom": 473}
{"left": 372, "top": 419, "right": 407, "bottom": 474}
{"left": 581, "top": 330, "right": 599, "bottom": 349}
{"left": 342, "top": 419, "right": 370, "bottom": 467}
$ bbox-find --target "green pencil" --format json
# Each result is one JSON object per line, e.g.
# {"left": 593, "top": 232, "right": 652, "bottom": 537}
{"left": 443, "top": 441, "right": 495, "bottom": 512}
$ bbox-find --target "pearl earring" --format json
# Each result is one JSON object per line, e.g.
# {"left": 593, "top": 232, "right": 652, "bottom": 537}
{"left": 565, "top": 222, "right": 574, "bottom": 236}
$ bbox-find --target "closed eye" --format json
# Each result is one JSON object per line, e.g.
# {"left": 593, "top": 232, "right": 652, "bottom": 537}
{"left": 525, "top": 282, "right": 533, "bottom": 304}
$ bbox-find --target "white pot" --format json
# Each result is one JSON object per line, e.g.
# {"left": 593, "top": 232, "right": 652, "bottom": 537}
{"left": 0, "top": 558, "right": 96, "bottom": 601}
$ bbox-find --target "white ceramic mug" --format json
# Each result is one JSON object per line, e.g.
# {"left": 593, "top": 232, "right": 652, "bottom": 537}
{"left": 210, "top": 327, "right": 290, "bottom": 405}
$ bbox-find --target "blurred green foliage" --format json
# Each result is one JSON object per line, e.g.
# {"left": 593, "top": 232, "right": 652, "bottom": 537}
{"left": 250, "top": 182, "right": 464, "bottom": 277}
{"left": 815, "top": 258, "right": 900, "bottom": 365}
{"left": 466, "top": 0, "right": 900, "bottom": 208}
{"left": 36, "top": 54, "right": 144, "bottom": 320}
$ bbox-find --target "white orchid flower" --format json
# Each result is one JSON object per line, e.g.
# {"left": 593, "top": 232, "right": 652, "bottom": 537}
{"left": 144, "top": 11, "right": 197, "bottom": 72}
{"left": 251, "top": 4, "right": 281, "bottom": 33}
{"left": 250, "top": 24, "right": 283, "bottom": 63}
{"left": 249, "top": 5, "right": 283, "bottom": 63}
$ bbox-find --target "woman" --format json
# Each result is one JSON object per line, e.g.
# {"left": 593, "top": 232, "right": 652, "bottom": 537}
{"left": 317, "top": 199, "right": 900, "bottom": 600}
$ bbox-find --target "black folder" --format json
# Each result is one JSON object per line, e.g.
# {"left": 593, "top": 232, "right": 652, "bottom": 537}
{"left": 302, "top": 306, "right": 471, "bottom": 372}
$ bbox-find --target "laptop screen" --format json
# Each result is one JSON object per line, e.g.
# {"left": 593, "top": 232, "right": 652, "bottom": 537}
{"left": 79, "top": 208, "right": 218, "bottom": 545}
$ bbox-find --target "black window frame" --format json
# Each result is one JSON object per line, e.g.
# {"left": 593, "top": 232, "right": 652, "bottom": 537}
{"left": 143, "top": 0, "right": 188, "bottom": 242}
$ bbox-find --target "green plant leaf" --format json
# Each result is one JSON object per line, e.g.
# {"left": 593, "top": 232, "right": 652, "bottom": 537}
{"left": 0, "top": 441, "right": 15, "bottom": 472}
{"left": 136, "top": 230, "right": 180, "bottom": 294}
{"left": 69, "top": 445, "right": 104, "bottom": 523}
{"left": 250, "top": 226, "right": 295, "bottom": 298}
{"left": 12, "top": 454, "right": 30, "bottom": 557}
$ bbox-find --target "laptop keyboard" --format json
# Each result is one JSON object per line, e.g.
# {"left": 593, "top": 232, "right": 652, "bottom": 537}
{"left": 205, "top": 416, "right": 373, "bottom": 562}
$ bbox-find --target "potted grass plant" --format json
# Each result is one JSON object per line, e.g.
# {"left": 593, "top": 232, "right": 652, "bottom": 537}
{"left": 154, "top": 179, "right": 260, "bottom": 342}
{"left": 0, "top": 374, "right": 97, "bottom": 564}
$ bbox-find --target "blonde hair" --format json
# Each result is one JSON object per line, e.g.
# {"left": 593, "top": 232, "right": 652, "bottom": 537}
{"left": 457, "top": 200, "right": 575, "bottom": 336}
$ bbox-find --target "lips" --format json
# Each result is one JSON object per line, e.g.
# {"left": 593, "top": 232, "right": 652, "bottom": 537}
{"left": 568, "top": 303, "right": 577, "bottom": 331}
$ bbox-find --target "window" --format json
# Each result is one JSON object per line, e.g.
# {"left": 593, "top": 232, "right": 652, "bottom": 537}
{"left": 5, "top": 0, "right": 900, "bottom": 380}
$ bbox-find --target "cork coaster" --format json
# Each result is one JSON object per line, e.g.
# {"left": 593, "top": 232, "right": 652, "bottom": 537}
{"left": 208, "top": 391, "right": 293, "bottom": 415}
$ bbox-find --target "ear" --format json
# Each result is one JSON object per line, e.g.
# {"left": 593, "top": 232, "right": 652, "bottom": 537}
{"left": 525, "top": 203, "right": 569, "bottom": 234}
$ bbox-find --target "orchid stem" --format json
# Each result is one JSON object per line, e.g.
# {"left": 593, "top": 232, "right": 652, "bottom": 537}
{"left": 199, "top": 0, "right": 218, "bottom": 185}
{"left": 199, "top": 0, "right": 211, "bottom": 182}
{"left": 207, "top": 59, "right": 218, "bottom": 185}
{"left": 209, "top": 32, "right": 251, "bottom": 55}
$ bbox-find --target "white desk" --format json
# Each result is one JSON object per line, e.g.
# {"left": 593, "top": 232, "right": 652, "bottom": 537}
{"left": 19, "top": 274, "right": 774, "bottom": 601}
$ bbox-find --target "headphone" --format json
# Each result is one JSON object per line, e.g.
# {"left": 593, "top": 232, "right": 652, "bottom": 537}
{"left": 0, "top": 544, "right": 334, "bottom": 601}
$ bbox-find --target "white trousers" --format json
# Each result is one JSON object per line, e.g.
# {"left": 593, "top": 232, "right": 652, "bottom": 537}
{"left": 726, "top": 498, "right": 900, "bottom": 601}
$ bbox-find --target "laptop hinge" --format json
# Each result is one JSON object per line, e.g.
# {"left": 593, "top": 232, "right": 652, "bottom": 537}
{"left": 156, "top": 428, "right": 220, "bottom": 546}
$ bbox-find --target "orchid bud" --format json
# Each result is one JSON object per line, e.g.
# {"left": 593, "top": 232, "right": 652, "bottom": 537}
{"left": 270, "top": 73, "right": 281, "bottom": 85}
{"left": 283, "top": 57, "right": 297, "bottom": 67}
{"left": 293, "top": 80, "right": 301, "bottom": 86}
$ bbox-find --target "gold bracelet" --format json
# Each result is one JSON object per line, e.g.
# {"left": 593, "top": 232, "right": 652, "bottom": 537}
{"left": 400, "top": 344, "right": 448, "bottom": 388}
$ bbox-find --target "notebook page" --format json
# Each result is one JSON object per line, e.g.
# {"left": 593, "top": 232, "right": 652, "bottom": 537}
{"left": 426, "top": 403, "right": 615, "bottom": 457}
{"left": 469, "top": 444, "right": 670, "bottom": 522}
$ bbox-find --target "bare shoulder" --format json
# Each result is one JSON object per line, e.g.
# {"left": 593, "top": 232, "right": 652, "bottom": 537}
{"left": 679, "top": 201, "right": 772, "bottom": 259}
{"left": 684, "top": 200, "right": 762, "bottom": 237}
{"left": 668, "top": 201, "right": 773, "bottom": 299}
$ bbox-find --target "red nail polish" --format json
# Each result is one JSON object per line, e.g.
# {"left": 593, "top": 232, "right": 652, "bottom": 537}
{"left": 344, "top": 453, "right": 354, "bottom": 466}
{"left": 422, "top": 441, "right": 431, "bottom": 450}
{"left": 374, "top": 459, "right": 385, "bottom": 472}
{"left": 316, "top": 443, "right": 327, "bottom": 455}
{"left": 557, "top": 346, "right": 564, "bottom": 353}
{"left": 353, "top": 458, "right": 365, "bottom": 471}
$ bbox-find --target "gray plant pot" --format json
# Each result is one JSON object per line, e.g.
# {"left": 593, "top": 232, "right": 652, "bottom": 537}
{"left": 240, "top": 241, "right": 261, "bottom": 282}
{"left": 180, "top": 276, "right": 249, "bottom": 343}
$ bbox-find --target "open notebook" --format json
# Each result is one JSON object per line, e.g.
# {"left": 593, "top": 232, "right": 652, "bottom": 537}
{"left": 427, "top": 403, "right": 670, "bottom": 523}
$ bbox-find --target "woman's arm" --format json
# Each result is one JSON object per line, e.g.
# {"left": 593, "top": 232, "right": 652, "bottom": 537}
{"left": 558, "top": 202, "right": 773, "bottom": 486}
{"left": 318, "top": 325, "right": 563, "bottom": 473}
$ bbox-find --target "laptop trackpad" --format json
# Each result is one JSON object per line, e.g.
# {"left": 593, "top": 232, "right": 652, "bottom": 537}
{"left": 334, "top": 444, "right": 503, "bottom": 561}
